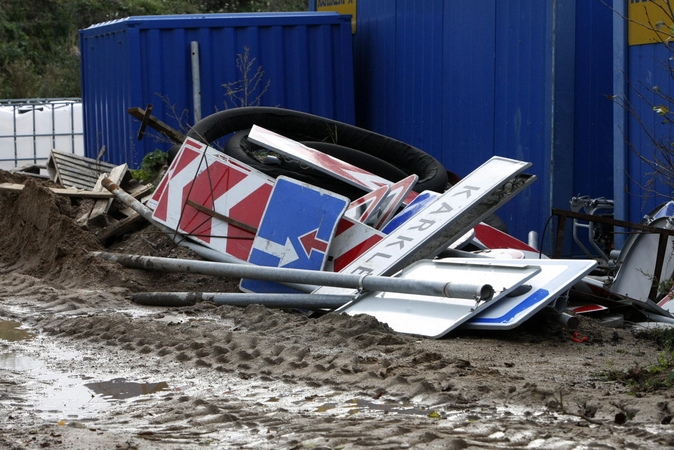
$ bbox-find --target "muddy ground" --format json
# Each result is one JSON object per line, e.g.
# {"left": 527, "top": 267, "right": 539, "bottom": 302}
{"left": 2, "top": 172, "right": 674, "bottom": 449}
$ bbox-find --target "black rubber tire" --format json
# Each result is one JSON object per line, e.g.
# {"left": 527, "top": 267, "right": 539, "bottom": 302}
{"left": 224, "top": 130, "right": 367, "bottom": 199}
{"left": 222, "top": 130, "right": 412, "bottom": 200}
{"left": 184, "top": 107, "right": 448, "bottom": 196}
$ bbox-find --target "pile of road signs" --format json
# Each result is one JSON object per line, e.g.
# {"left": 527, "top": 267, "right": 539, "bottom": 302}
{"left": 138, "top": 126, "right": 604, "bottom": 338}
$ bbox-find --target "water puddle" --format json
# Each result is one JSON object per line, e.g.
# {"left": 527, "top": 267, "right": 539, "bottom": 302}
{"left": 85, "top": 378, "right": 169, "bottom": 400}
{"left": 0, "top": 318, "right": 171, "bottom": 421}
{"left": 0, "top": 317, "right": 539, "bottom": 435}
{"left": 1, "top": 350, "right": 172, "bottom": 420}
{"left": 0, "top": 319, "right": 35, "bottom": 341}
{"left": 353, "top": 398, "right": 443, "bottom": 417}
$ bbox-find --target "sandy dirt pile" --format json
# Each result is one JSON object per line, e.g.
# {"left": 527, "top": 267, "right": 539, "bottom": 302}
{"left": 2, "top": 173, "right": 674, "bottom": 449}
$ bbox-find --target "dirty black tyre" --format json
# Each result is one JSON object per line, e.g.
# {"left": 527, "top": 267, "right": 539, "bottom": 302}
{"left": 184, "top": 107, "right": 448, "bottom": 197}
{"left": 222, "top": 130, "right": 411, "bottom": 200}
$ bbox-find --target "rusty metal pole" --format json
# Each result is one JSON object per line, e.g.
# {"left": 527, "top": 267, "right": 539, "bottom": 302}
{"left": 131, "top": 291, "right": 352, "bottom": 309}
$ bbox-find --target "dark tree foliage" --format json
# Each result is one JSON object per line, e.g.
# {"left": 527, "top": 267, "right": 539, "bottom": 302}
{"left": 0, "top": 0, "right": 305, "bottom": 99}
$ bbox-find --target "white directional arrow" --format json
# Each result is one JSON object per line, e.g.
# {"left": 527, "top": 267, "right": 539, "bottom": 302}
{"left": 252, "top": 236, "right": 300, "bottom": 267}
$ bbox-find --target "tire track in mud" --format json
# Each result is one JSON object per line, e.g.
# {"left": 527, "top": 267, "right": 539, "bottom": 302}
{"left": 12, "top": 300, "right": 672, "bottom": 449}
{"left": 1, "top": 262, "right": 673, "bottom": 446}
{"left": 0, "top": 270, "right": 42, "bottom": 295}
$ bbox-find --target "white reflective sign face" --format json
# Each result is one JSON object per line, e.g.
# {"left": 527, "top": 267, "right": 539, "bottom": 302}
{"left": 313, "top": 156, "right": 532, "bottom": 296}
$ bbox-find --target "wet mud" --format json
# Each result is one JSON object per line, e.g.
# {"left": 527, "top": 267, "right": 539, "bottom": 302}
{"left": 2, "top": 173, "right": 674, "bottom": 449}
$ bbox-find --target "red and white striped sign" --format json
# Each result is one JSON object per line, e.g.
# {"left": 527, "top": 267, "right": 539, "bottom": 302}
{"left": 248, "top": 125, "right": 419, "bottom": 204}
{"left": 326, "top": 216, "right": 385, "bottom": 272}
{"left": 147, "top": 138, "right": 206, "bottom": 211}
{"left": 152, "top": 139, "right": 275, "bottom": 261}
{"left": 367, "top": 174, "right": 418, "bottom": 230}
{"left": 344, "top": 185, "right": 389, "bottom": 222}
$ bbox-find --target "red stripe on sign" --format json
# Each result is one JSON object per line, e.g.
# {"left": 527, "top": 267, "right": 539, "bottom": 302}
{"left": 153, "top": 148, "right": 202, "bottom": 222}
{"left": 335, "top": 218, "right": 355, "bottom": 235}
{"left": 474, "top": 223, "right": 537, "bottom": 252}
{"left": 184, "top": 138, "right": 204, "bottom": 151}
{"left": 174, "top": 148, "right": 201, "bottom": 175}
{"left": 151, "top": 174, "right": 170, "bottom": 205}
{"left": 403, "top": 190, "right": 419, "bottom": 205}
{"left": 227, "top": 158, "right": 252, "bottom": 173}
{"left": 151, "top": 144, "right": 202, "bottom": 205}
{"left": 226, "top": 183, "right": 273, "bottom": 260}
{"left": 570, "top": 304, "right": 607, "bottom": 314}
{"left": 179, "top": 161, "right": 248, "bottom": 244}
{"left": 332, "top": 234, "right": 383, "bottom": 272}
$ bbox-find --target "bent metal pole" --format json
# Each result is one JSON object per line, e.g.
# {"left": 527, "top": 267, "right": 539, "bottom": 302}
{"left": 131, "top": 292, "right": 354, "bottom": 309}
{"left": 101, "top": 177, "right": 316, "bottom": 292}
{"left": 92, "top": 252, "right": 494, "bottom": 301}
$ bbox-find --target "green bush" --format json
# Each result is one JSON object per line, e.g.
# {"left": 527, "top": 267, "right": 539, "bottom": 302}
{"left": 130, "top": 149, "right": 168, "bottom": 185}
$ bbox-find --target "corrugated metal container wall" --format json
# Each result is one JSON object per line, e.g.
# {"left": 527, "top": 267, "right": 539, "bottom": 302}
{"left": 79, "top": 13, "right": 355, "bottom": 168}
{"left": 317, "top": 0, "right": 614, "bottom": 251}
{"left": 348, "top": 1, "right": 549, "bottom": 246}
{"left": 626, "top": 43, "right": 674, "bottom": 223}
{"left": 574, "top": 1, "right": 614, "bottom": 203}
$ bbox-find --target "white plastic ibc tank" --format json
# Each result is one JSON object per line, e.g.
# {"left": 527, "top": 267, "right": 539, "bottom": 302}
{"left": 0, "top": 100, "right": 84, "bottom": 171}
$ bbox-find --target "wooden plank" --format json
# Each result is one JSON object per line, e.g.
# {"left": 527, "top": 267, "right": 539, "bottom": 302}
{"left": 127, "top": 106, "right": 186, "bottom": 144}
{"left": 124, "top": 182, "right": 154, "bottom": 199}
{"left": 88, "top": 164, "right": 128, "bottom": 226}
{"left": 96, "top": 207, "right": 142, "bottom": 243}
{"left": 0, "top": 183, "right": 113, "bottom": 199}
{"left": 184, "top": 199, "right": 258, "bottom": 234}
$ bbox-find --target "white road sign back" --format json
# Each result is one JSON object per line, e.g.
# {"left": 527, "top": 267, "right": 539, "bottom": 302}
{"left": 338, "top": 260, "right": 542, "bottom": 338}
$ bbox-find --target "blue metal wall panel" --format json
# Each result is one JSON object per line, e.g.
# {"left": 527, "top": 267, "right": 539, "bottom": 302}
{"left": 574, "top": 1, "right": 614, "bottom": 202}
{"left": 80, "top": 13, "right": 355, "bottom": 168}
{"left": 80, "top": 28, "right": 134, "bottom": 165}
{"left": 626, "top": 43, "right": 674, "bottom": 222}
{"left": 351, "top": 1, "right": 397, "bottom": 134}
{"left": 491, "top": 0, "right": 555, "bottom": 243}
{"left": 394, "top": 0, "right": 445, "bottom": 162}
{"left": 351, "top": 1, "right": 558, "bottom": 244}
{"left": 442, "top": 1, "right": 496, "bottom": 176}
{"left": 347, "top": 0, "right": 611, "bottom": 251}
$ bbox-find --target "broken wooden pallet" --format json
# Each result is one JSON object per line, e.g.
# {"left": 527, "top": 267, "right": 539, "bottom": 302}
{"left": 47, "top": 150, "right": 119, "bottom": 190}
{"left": 95, "top": 188, "right": 154, "bottom": 243}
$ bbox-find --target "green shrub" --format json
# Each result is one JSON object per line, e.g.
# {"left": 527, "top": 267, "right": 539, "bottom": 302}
{"left": 130, "top": 149, "right": 168, "bottom": 185}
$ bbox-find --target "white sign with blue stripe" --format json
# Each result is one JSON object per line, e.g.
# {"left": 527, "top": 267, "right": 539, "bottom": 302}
{"left": 460, "top": 258, "right": 597, "bottom": 330}
{"left": 240, "top": 176, "right": 349, "bottom": 294}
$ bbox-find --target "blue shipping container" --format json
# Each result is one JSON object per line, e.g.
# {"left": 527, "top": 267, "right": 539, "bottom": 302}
{"left": 312, "top": 0, "right": 615, "bottom": 253}
{"left": 79, "top": 12, "right": 355, "bottom": 169}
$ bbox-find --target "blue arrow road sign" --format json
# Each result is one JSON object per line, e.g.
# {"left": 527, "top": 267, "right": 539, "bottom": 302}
{"left": 240, "top": 176, "right": 349, "bottom": 294}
